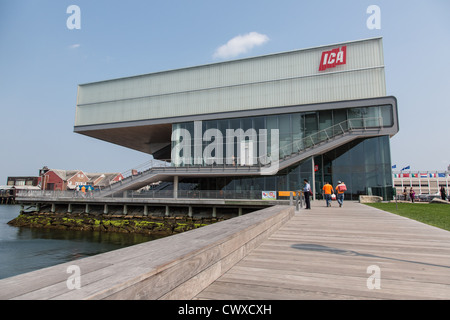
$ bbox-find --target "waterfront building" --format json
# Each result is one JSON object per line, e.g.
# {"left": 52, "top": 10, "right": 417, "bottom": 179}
{"left": 393, "top": 171, "right": 450, "bottom": 197}
{"left": 74, "top": 37, "right": 399, "bottom": 200}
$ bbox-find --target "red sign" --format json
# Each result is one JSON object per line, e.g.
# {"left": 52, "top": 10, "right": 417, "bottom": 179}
{"left": 319, "top": 46, "right": 347, "bottom": 71}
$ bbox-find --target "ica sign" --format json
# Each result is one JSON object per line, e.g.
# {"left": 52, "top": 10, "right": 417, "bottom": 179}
{"left": 319, "top": 46, "right": 346, "bottom": 71}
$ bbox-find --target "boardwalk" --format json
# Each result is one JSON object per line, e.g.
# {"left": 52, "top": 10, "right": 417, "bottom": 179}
{"left": 195, "top": 201, "right": 450, "bottom": 300}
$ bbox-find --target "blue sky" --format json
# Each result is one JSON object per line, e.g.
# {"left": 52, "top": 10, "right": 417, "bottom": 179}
{"left": 1, "top": 0, "right": 449, "bottom": 184}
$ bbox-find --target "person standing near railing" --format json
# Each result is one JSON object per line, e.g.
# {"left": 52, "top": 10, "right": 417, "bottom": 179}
{"left": 303, "top": 179, "right": 311, "bottom": 209}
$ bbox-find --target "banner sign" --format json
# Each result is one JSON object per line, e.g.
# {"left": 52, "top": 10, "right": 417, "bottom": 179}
{"left": 262, "top": 191, "right": 277, "bottom": 200}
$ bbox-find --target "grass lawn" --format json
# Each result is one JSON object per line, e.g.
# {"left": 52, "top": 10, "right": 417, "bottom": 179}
{"left": 365, "top": 202, "right": 450, "bottom": 232}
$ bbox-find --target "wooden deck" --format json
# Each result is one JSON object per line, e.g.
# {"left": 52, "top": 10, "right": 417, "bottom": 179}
{"left": 194, "top": 201, "right": 450, "bottom": 300}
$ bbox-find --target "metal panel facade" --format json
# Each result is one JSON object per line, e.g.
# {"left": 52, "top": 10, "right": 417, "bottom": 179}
{"left": 75, "top": 38, "right": 386, "bottom": 127}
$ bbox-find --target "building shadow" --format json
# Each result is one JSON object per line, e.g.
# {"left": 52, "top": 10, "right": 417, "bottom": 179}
{"left": 291, "top": 244, "right": 450, "bottom": 269}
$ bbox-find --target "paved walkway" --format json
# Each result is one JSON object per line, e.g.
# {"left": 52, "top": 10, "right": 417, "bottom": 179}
{"left": 195, "top": 201, "right": 450, "bottom": 300}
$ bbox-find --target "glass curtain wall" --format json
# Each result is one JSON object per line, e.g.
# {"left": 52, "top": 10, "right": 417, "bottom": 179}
{"left": 171, "top": 104, "right": 394, "bottom": 168}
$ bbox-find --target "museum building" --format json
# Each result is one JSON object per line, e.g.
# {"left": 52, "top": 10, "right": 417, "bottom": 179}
{"left": 74, "top": 37, "right": 399, "bottom": 200}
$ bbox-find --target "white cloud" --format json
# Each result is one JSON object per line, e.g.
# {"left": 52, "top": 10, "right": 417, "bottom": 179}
{"left": 213, "top": 32, "right": 269, "bottom": 59}
{"left": 69, "top": 44, "right": 81, "bottom": 49}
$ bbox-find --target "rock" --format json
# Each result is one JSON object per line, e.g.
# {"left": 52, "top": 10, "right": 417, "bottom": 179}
{"left": 430, "top": 198, "right": 450, "bottom": 205}
{"left": 359, "top": 195, "right": 383, "bottom": 203}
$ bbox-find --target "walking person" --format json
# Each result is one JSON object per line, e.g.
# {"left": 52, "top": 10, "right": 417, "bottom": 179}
{"left": 409, "top": 187, "right": 415, "bottom": 203}
{"left": 440, "top": 186, "right": 447, "bottom": 201}
{"left": 322, "top": 182, "right": 334, "bottom": 207}
{"left": 303, "top": 179, "right": 311, "bottom": 209}
{"left": 335, "top": 181, "right": 347, "bottom": 207}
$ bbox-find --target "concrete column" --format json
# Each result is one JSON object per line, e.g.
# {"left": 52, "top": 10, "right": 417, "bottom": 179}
{"left": 104, "top": 204, "right": 109, "bottom": 214}
{"left": 123, "top": 204, "right": 128, "bottom": 215}
{"left": 68, "top": 203, "right": 72, "bottom": 213}
{"left": 174, "top": 176, "right": 179, "bottom": 199}
{"left": 51, "top": 203, "right": 56, "bottom": 213}
{"left": 165, "top": 205, "right": 170, "bottom": 217}
{"left": 85, "top": 204, "right": 89, "bottom": 214}
{"left": 311, "top": 156, "right": 316, "bottom": 201}
{"left": 144, "top": 205, "right": 148, "bottom": 216}
{"left": 212, "top": 207, "right": 217, "bottom": 218}
{"left": 188, "top": 206, "right": 193, "bottom": 217}
{"left": 20, "top": 204, "right": 24, "bottom": 214}
{"left": 238, "top": 207, "right": 242, "bottom": 216}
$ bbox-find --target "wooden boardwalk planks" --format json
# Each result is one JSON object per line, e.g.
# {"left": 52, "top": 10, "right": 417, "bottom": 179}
{"left": 195, "top": 201, "right": 450, "bottom": 300}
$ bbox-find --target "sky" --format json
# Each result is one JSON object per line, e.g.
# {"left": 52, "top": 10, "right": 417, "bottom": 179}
{"left": 0, "top": 0, "right": 449, "bottom": 184}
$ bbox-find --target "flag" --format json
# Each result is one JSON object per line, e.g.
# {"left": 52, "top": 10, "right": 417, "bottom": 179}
{"left": 403, "top": 173, "right": 410, "bottom": 178}
{"left": 412, "top": 173, "right": 418, "bottom": 178}
{"left": 392, "top": 164, "right": 397, "bottom": 169}
{"left": 401, "top": 166, "right": 410, "bottom": 171}
{"left": 420, "top": 173, "right": 428, "bottom": 178}
{"left": 438, "top": 173, "right": 446, "bottom": 178}
{"left": 429, "top": 173, "right": 436, "bottom": 178}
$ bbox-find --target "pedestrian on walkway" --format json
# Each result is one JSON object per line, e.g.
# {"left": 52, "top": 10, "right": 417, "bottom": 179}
{"left": 440, "top": 186, "right": 447, "bottom": 201}
{"left": 409, "top": 187, "right": 415, "bottom": 203}
{"left": 303, "top": 179, "right": 311, "bottom": 209}
{"left": 322, "top": 182, "right": 334, "bottom": 207}
{"left": 335, "top": 181, "right": 347, "bottom": 207}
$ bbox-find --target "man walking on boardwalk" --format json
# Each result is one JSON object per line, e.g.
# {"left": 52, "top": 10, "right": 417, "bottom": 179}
{"left": 322, "top": 182, "right": 334, "bottom": 207}
{"left": 335, "top": 181, "right": 347, "bottom": 207}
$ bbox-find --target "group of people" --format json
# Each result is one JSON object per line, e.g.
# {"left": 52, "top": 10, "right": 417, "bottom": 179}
{"left": 75, "top": 185, "right": 94, "bottom": 198}
{"left": 402, "top": 187, "right": 416, "bottom": 203}
{"left": 402, "top": 186, "right": 448, "bottom": 202}
{"left": 302, "top": 179, "right": 347, "bottom": 209}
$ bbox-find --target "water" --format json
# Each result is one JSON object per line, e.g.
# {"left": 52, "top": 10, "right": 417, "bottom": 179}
{"left": 0, "top": 205, "right": 159, "bottom": 280}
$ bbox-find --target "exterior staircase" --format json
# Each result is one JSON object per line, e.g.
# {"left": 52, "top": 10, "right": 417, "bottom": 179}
{"left": 98, "top": 117, "right": 387, "bottom": 197}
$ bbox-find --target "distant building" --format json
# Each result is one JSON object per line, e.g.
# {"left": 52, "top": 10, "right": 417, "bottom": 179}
{"left": 7, "top": 176, "right": 39, "bottom": 187}
{"left": 393, "top": 171, "right": 449, "bottom": 196}
{"left": 40, "top": 168, "right": 123, "bottom": 191}
{"left": 41, "top": 169, "right": 90, "bottom": 191}
{"left": 85, "top": 173, "right": 124, "bottom": 189}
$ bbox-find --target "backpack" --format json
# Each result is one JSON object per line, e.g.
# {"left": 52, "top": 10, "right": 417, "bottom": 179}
{"left": 338, "top": 184, "right": 347, "bottom": 192}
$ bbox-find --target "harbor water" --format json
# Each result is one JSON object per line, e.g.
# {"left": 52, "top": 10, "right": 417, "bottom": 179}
{"left": 0, "top": 205, "right": 159, "bottom": 280}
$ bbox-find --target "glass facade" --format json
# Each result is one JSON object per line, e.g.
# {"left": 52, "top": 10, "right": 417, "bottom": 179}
{"left": 171, "top": 104, "right": 393, "bottom": 166}
{"left": 171, "top": 104, "right": 395, "bottom": 200}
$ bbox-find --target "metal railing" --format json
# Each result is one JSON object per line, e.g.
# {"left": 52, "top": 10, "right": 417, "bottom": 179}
{"left": 16, "top": 189, "right": 295, "bottom": 201}
{"left": 113, "top": 116, "right": 383, "bottom": 177}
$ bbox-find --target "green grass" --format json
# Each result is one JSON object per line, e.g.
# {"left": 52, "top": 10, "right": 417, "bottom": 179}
{"left": 365, "top": 202, "right": 450, "bottom": 232}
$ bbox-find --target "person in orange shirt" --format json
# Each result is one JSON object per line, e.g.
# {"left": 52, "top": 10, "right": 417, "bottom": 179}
{"left": 322, "top": 182, "right": 334, "bottom": 207}
{"left": 335, "top": 181, "right": 346, "bottom": 207}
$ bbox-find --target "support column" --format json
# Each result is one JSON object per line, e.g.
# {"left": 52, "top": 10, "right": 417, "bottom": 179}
{"left": 104, "top": 204, "right": 109, "bottom": 215}
{"left": 238, "top": 207, "right": 242, "bottom": 216}
{"left": 123, "top": 204, "right": 128, "bottom": 215}
{"left": 174, "top": 176, "right": 179, "bottom": 199}
{"left": 51, "top": 203, "right": 56, "bottom": 213}
{"left": 85, "top": 204, "right": 89, "bottom": 214}
{"left": 68, "top": 203, "right": 72, "bottom": 213}
{"left": 312, "top": 156, "right": 316, "bottom": 201}
{"left": 188, "top": 206, "right": 193, "bottom": 217}
{"left": 165, "top": 205, "right": 170, "bottom": 217}
{"left": 144, "top": 205, "right": 148, "bottom": 216}
{"left": 212, "top": 207, "right": 217, "bottom": 218}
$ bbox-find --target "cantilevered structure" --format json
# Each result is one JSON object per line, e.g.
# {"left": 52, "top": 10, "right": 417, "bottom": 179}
{"left": 74, "top": 37, "right": 398, "bottom": 200}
